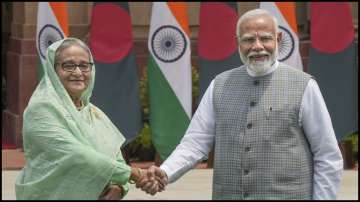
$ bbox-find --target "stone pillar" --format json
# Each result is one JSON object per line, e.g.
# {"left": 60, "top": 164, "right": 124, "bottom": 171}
{"left": 3, "top": 2, "right": 38, "bottom": 148}
{"left": 67, "top": 2, "right": 91, "bottom": 40}
{"left": 130, "top": 2, "right": 151, "bottom": 76}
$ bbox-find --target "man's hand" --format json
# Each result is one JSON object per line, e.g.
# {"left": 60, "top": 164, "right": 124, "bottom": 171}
{"left": 136, "top": 165, "right": 168, "bottom": 195}
{"left": 98, "top": 184, "right": 124, "bottom": 200}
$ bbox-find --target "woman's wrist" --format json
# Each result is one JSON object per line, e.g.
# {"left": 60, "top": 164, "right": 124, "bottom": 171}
{"left": 129, "top": 167, "right": 142, "bottom": 184}
{"left": 116, "top": 184, "right": 124, "bottom": 199}
{"left": 109, "top": 183, "right": 125, "bottom": 199}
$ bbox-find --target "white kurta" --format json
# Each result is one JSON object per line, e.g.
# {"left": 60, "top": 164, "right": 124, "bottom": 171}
{"left": 160, "top": 60, "right": 343, "bottom": 200}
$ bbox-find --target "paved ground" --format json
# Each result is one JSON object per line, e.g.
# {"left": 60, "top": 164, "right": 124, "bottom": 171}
{"left": 2, "top": 169, "right": 358, "bottom": 200}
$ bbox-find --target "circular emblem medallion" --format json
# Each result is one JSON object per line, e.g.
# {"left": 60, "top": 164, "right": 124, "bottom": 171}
{"left": 151, "top": 25, "right": 187, "bottom": 63}
{"left": 38, "top": 24, "right": 64, "bottom": 60}
{"left": 278, "top": 25, "right": 295, "bottom": 62}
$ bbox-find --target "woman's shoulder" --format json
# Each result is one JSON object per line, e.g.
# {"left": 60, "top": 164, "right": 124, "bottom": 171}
{"left": 24, "top": 98, "right": 68, "bottom": 121}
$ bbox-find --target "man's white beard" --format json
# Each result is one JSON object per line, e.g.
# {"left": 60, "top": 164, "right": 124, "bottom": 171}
{"left": 240, "top": 46, "right": 278, "bottom": 76}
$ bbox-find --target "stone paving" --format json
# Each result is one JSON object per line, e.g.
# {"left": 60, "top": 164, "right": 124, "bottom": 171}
{"left": 2, "top": 169, "right": 358, "bottom": 200}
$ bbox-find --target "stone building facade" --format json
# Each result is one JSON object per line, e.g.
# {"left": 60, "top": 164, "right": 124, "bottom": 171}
{"left": 1, "top": 2, "right": 358, "bottom": 148}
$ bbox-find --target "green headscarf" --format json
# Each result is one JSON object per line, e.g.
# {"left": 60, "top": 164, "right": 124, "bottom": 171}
{"left": 15, "top": 38, "right": 129, "bottom": 199}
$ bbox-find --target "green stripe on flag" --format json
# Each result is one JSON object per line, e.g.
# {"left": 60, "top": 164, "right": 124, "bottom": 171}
{"left": 148, "top": 56, "right": 190, "bottom": 160}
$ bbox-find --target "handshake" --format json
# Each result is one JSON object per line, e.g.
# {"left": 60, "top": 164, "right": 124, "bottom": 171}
{"left": 99, "top": 165, "right": 167, "bottom": 200}
{"left": 131, "top": 165, "right": 169, "bottom": 195}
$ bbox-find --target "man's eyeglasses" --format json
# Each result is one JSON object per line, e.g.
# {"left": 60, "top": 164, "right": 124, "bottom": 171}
{"left": 56, "top": 62, "right": 93, "bottom": 72}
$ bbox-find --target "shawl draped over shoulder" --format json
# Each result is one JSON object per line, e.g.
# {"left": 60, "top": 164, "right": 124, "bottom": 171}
{"left": 15, "top": 38, "right": 130, "bottom": 199}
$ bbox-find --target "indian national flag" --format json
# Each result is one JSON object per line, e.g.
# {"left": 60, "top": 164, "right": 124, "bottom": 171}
{"left": 148, "top": 2, "right": 192, "bottom": 160}
{"left": 260, "top": 2, "right": 303, "bottom": 71}
{"left": 36, "top": 2, "right": 69, "bottom": 80}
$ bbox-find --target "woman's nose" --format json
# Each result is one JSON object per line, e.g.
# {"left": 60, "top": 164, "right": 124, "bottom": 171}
{"left": 71, "top": 66, "right": 83, "bottom": 75}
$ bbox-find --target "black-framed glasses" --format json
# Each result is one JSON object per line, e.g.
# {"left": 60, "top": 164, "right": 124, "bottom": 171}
{"left": 56, "top": 62, "right": 93, "bottom": 72}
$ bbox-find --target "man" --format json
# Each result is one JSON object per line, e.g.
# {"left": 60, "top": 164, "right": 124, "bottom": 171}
{"left": 139, "top": 9, "right": 343, "bottom": 200}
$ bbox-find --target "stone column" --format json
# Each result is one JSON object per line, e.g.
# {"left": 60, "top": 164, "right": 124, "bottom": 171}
{"left": 3, "top": 2, "right": 38, "bottom": 148}
{"left": 67, "top": 2, "right": 91, "bottom": 41}
{"left": 130, "top": 2, "right": 152, "bottom": 76}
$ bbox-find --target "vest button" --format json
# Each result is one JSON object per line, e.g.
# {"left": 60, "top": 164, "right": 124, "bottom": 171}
{"left": 247, "top": 123, "right": 252, "bottom": 129}
{"left": 244, "top": 192, "right": 249, "bottom": 198}
{"left": 250, "top": 101, "right": 256, "bottom": 107}
{"left": 245, "top": 146, "right": 251, "bottom": 152}
{"left": 253, "top": 80, "right": 259, "bottom": 85}
{"left": 244, "top": 169, "right": 249, "bottom": 175}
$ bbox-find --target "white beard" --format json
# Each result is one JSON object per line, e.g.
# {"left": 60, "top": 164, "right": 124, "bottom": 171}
{"left": 240, "top": 46, "right": 278, "bottom": 76}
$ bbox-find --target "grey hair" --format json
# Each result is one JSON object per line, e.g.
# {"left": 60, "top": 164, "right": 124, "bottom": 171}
{"left": 54, "top": 38, "right": 91, "bottom": 64}
{"left": 236, "top": 9, "right": 278, "bottom": 39}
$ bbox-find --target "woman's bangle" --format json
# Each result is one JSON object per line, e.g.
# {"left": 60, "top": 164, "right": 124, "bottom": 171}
{"left": 129, "top": 167, "right": 142, "bottom": 184}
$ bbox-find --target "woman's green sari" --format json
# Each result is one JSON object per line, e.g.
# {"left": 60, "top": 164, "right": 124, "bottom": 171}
{"left": 15, "top": 38, "right": 131, "bottom": 199}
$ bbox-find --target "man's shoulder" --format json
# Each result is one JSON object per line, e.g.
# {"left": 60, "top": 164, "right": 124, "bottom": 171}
{"left": 278, "top": 62, "right": 312, "bottom": 79}
{"left": 214, "top": 65, "right": 246, "bottom": 81}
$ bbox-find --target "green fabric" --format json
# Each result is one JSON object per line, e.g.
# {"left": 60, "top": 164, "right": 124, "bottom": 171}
{"left": 15, "top": 38, "right": 131, "bottom": 199}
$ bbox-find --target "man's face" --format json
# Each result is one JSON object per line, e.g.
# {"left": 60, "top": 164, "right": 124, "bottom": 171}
{"left": 238, "top": 15, "right": 281, "bottom": 74}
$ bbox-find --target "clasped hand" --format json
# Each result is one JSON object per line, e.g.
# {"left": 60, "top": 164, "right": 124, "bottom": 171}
{"left": 136, "top": 165, "right": 168, "bottom": 195}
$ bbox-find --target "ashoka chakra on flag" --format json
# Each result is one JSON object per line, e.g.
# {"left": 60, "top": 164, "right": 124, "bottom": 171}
{"left": 278, "top": 25, "right": 295, "bottom": 62}
{"left": 151, "top": 25, "right": 187, "bottom": 63}
{"left": 37, "top": 24, "right": 64, "bottom": 60}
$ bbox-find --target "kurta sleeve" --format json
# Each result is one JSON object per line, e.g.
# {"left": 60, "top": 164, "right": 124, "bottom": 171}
{"left": 299, "top": 79, "right": 343, "bottom": 199}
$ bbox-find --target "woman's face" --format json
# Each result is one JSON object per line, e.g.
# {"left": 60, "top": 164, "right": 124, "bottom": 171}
{"left": 55, "top": 45, "right": 91, "bottom": 99}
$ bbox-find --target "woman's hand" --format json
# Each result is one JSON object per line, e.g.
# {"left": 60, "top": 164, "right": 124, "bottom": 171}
{"left": 98, "top": 184, "right": 124, "bottom": 200}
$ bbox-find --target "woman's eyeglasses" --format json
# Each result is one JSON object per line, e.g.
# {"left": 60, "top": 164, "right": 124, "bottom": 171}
{"left": 56, "top": 62, "right": 93, "bottom": 72}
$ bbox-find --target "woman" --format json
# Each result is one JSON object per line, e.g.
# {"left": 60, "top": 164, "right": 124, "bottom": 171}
{"left": 15, "top": 38, "right": 155, "bottom": 199}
